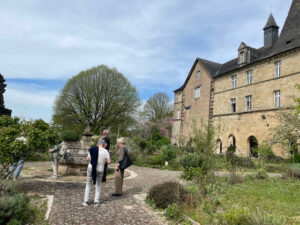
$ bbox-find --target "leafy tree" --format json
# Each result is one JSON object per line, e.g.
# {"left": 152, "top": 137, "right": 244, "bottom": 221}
{"left": 143, "top": 92, "right": 173, "bottom": 122}
{"left": 270, "top": 111, "right": 300, "bottom": 163}
{"left": 0, "top": 116, "right": 59, "bottom": 179}
{"left": 53, "top": 65, "right": 140, "bottom": 134}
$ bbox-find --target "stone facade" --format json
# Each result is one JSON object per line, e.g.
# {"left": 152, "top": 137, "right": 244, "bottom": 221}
{"left": 172, "top": 1, "right": 300, "bottom": 157}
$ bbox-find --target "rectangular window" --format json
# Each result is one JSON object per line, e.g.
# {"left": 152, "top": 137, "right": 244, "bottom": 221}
{"left": 231, "top": 98, "right": 236, "bottom": 113}
{"left": 196, "top": 70, "right": 201, "bottom": 80}
{"left": 274, "top": 61, "right": 281, "bottom": 78}
{"left": 246, "top": 70, "right": 253, "bottom": 85}
{"left": 240, "top": 51, "right": 245, "bottom": 63}
{"left": 274, "top": 90, "right": 280, "bottom": 108}
{"left": 176, "top": 109, "right": 181, "bottom": 119}
{"left": 194, "top": 87, "right": 201, "bottom": 99}
{"left": 231, "top": 75, "right": 237, "bottom": 89}
{"left": 245, "top": 95, "right": 252, "bottom": 111}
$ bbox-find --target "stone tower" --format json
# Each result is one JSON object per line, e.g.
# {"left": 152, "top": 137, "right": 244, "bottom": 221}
{"left": 263, "top": 13, "right": 279, "bottom": 47}
{"left": 0, "top": 73, "right": 12, "bottom": 116}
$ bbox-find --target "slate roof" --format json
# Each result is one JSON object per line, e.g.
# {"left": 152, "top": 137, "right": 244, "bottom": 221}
{"left": 263, "top": 13, "right": 279, "bottom": 29}
{"left": 175, "top": 0, "right": 300, "bottom": 92}
{"left": 174, "top": 58, "right": 221, "bottom": 92}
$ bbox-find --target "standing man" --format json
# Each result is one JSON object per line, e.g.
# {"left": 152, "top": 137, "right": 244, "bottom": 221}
{"left": 112, "top": 137, "right": 127, "bottom": 197}
{"left": 48, "top": 142, "right": 66, "bottom": 179}
{"left": 83, "top": 140, "right": 111, "bottom": 206}
{"left": 101, "top": 129, "right": 110, "bottom": 182}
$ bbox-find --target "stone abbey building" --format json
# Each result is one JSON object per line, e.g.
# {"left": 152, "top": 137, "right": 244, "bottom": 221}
{"left": 172, "top": 0, "right": 300, "bottom": 157}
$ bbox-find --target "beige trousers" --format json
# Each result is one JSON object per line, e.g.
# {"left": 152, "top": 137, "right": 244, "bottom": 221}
{"left": 114, "top": 169, "right": 124, "bottom": 194}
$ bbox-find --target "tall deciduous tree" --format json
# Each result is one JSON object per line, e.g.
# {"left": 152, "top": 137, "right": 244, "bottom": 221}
{"left": 53, "top": 65, "right": 140, "bottom": 133}
{"left": 143, "top": 92, "right": 172, "bottom": 122}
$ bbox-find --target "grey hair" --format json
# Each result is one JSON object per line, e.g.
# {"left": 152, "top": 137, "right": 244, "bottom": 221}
{"left": 97, "top": 139, "right": 106, "bottom": 146}
{"left": 117, "top": 137, "right": 126, "bottom": 144}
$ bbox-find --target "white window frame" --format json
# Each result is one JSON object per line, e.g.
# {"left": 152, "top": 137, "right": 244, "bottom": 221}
{"left": 194, "top": 86, "right": 201, "bottom": 99}
{"left": 231, "top": 75, "right": 237, "bottom": 89}
{"left": 196, "top": 70, "right": 201, "bottom": 81}
{"left": 274, "top": 61, "right": 281, "bottom": 78}
{"left": 240, "top": 51, "right": 245, "bottom": 63}
{"left": 274, "top": 90, "right": 280, "bottom": 108}
{"left": 246, "top": 70, "right": 253, "bottom": 85}
{"left": 231, "top": 98, "right": 236, "bottom": 113}
{"left": 245, "top": 95, "right": 252, "bottom": 111}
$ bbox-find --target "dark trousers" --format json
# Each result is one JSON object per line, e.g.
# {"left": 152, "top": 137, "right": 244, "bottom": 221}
{"left": 102, "top": 163, "right": 108, "bottom": 182}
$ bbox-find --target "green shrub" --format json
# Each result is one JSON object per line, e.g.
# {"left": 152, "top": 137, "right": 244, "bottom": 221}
{"left": 243, "top": 174, "right": 255, "bottom": 181}
{"left": 236, "top": 157, "right": 256, "bottom": 169}
{"left": 62, "top": 129, "right": 79, "bottom": 142}
{"left": 226, "top": 145, "right": 237, "bottom": 170}
{"left": 228, "top": 173, "right": 243, "bottom": 185}
{"left": 147, "top": 182, "right": 187, "bottom": 209}
{"left": 255, "top": 169, "right": 269, "bottom": 179}
{"left": 147, "top": 154, "right": 164, "bottom": 165}
{"left": 257, "top": 144, "right": 274, "bottom": 162}
{"left": 285, "top": 166, "right": 300, "bottom": 179}
{"left": 160, "top": 145, "right": 177, "bottom": 162}
{"left": 181, "top": 145, "right": 195, "bottom": 153}
{"left": 288, "top": 152, "right": 300, "bottom": 164}
{"left": 220, "top": 208, "right": 251, "bottom": 225}
{"left": 265, "top": 164, "right": 285, "bottom": 173}
{"left": 0, "top": 181, "right": 33, "bottom": 225}
{"left": 165, "top": 203, "right": 182, "bottom": 220}
{"left": 180, "top": 153, "right": 203, "bottom": 170}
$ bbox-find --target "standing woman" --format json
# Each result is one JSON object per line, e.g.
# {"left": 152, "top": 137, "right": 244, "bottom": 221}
{"left": 112, "top": 137, "right": 127, "bottom": 197}
{"left": 83, "top": 140, "right": 111, "bottom": 206}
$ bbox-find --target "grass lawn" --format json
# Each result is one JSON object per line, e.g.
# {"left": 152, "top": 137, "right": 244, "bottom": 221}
{"left": 185, "top": 178, "right": 300, "bottom": 225}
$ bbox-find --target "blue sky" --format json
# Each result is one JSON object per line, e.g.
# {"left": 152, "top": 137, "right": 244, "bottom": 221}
{"left": 0, "top": 0, "right": 292, "bottom": 121}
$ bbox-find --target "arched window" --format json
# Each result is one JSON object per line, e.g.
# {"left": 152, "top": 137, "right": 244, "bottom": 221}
{"left": 248, "top": 136, "right": 258, "bottom": 158}
{"left": 228, "top": 134, "right": 236, "bottom": 147}
{"left": 216, "top": 139, "right": 222, "bottom": 154}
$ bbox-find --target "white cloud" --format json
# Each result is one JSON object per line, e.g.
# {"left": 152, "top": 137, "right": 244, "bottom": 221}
{"left": 4, "top": 83, "right": 58, "bottom": 121}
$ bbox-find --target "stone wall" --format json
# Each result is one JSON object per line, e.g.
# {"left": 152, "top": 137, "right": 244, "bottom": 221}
{"left": 172, "top": 62, "right": 212, "bottom": 144}
{"left": 212, "top": 49, "right": 300, "bottom": 157}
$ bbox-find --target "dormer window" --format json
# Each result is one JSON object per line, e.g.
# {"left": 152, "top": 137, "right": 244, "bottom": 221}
{"left": 238, "top": 42, "right": 250, "bottom": 65}
{"left": 240, "top": 51, "right": 246, "bottom": 63}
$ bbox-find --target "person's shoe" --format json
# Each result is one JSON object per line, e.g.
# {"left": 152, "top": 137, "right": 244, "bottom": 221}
{"left": 50, "top": 175, "right": 58, "bottom": 179}
{"left": 82, "top": 201, "right": 89, "bottom": 207}
{"left": 111, "top": 193, "right": 122, "bottom": 197}
{"left": 13, "top": 177, "right": 17, "bottom": 181}
{"left": 6, "top": 176, "right": 11, "bottom": 180}
{"left": 94, "top": 202, "right": 100, "bottom": 207}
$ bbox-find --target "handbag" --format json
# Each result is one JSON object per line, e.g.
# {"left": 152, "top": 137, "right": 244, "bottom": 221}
{"left": 119, "top": 148, "right": 133, "bottom": 170}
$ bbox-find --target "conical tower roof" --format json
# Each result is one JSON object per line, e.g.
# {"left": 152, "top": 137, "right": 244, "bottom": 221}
{"left": 263, "top": 13, "right": 279, "bottom": 30}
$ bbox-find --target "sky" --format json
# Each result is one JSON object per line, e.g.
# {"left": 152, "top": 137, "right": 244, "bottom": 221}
{"left": 0, "top": 0, "right": 292, "bottom": 122}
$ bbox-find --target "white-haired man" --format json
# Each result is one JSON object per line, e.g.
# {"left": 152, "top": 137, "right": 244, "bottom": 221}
{"left": 83, "top": 139, "right": 111, "bottom": 206}
{"left": 112, "top": 137, "right": 127, "bottom": 197}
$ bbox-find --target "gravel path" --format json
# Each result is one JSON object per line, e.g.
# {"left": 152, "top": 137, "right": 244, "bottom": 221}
{"left": 17, "top": 164, "right": 181, "bottom": 225}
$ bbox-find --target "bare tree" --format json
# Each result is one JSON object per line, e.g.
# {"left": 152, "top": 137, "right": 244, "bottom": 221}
{"left": 143, "top": 92, "right": 173, "bottom": 122}
{"left": 53, "top": 65, "right": 140, "bottom": 133}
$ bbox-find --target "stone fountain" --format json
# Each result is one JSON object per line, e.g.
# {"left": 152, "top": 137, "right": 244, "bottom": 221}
{"left": 59, "top": 124, "right": 93, "bottom": 175}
